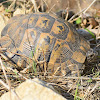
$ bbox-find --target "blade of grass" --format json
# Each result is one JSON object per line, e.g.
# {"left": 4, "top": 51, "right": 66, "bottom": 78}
{"left": 84, "top": 28, "right": 96, "bottom": 40}
{"left": 30, "top": 49, "right": 37, "bottom": 74}
{"left": 74, "top": 79, "right": 80, "bottom": 100}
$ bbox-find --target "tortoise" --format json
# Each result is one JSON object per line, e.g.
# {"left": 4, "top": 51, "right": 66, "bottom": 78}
{"left": 0, "top": 12, "right": 90, "bottom": 75}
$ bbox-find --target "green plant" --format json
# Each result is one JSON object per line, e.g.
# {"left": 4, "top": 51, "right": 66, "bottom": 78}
{"left": 74, "top": 80, "right": 80, "bottom": 100}
{"left": 30, "top": 49, "right": 37, "bottom": 74}
{"left": 5, "top": 9, "right": 11, "bottom": 13}
{"left": 84, "top": 28, "right": 96, "bottom": 40}
{"left": 75, "top": 18, "right": 81, "bottom": 24}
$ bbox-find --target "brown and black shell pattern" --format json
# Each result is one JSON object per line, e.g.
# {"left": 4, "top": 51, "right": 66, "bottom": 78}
{"left": 0, "top": 12, "right": 90, "bottom": 75}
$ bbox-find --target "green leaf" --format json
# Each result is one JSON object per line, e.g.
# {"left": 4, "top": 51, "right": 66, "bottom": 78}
{"left": 74, "top": 80, "right": 80, "bottom": 100}
{"left": 76, "top": 18, "right": 81, "bottom": 24}
{"left": 5, "top": 9, "right": 11, "bottom": 13}
{"left": 32, "top": 60, "right": 37, "bottom": 73}
{"left": 87, "top": 78, "right": 92, "bottom": 83}
{"left": 98, "top": 56, "right": 100, "bottom": 58}
{"left": 30, "top": 50, "right": 37, "bottom": 74}
{"left": 84, "top": 28, "right": 96, "bottom": 40}
{"left": 94, "top": 72, "right": 100, "bottom": 78}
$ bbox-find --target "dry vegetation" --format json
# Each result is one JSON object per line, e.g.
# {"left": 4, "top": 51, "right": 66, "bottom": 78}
{"left": 0, "top": 0, "right": 100, "bottom": 100}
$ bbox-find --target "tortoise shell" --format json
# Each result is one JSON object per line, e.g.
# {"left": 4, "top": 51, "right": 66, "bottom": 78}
{"left": 0, "top": 12, "right": 90, "bottom": 75}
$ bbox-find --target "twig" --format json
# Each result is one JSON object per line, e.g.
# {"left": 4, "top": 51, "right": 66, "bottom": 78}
{"left": 48, "top": 0, "right": 59, "bottom": 13}
{"left": 8, "top": 0, "right": 17, "bottom": 10}
{"left": 7, "top": 67, "right": 28, "bottom": 80}
{"left": 48, "top": 4, "right": 56, "bottom": 13}
{"left": 30, "top": 0, "right": 39, "bottom": 12}
{"left": 89, "top": 81, "right": 100, "bottom": 94}
{"left": 83, "top": 0, "right": 97, "bottom": 14}
{"left": 84, "top": 81, "right": 100, "bottom": 99}
{"left": 68, "top": 8, "right": 86, "bottom": 22}
{"left": 0, "top": 79, "right": 10, "bottom": 90}
{"left": 0, "top": 57, "right": 21, "bottom": 99}
{"left": 0, "top": 0, "right": 11, "bottom": 5}
{"left": 0, "top": 79, "right": 21, "bottom": 100}
{"left": 44, "top": 76, "right": 100, "bottom": 81}
{"left": 0, "top": 57, "right": 9, "bottom": 87}
{"left": 68, "top": 0, "right": 97, "bottom": 22}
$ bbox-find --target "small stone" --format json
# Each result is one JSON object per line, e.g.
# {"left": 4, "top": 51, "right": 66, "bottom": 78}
{"left": 0, "top": 78, "right": 67, "bottom": 100}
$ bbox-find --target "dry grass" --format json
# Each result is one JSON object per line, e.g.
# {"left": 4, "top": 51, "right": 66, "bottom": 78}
{"left": 0, "top": 0, "right": 100, "bottom": 100}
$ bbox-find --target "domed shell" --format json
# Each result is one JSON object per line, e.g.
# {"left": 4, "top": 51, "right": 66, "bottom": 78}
{"left": 0, "top": 12, "right": 90, "bottom": 75}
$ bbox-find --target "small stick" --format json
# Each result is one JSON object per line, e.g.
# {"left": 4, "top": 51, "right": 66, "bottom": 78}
{"left": 68, "top": 0, "right": 97, "bottom": 22}
{"left": 0, "top": 57, "right": 9, "bottom": 87}
{"left": 44, "top": 76, "right": 100, "bottom": 81}
{"left": 30, "top": 0, "right": 39, "bottom": 12}
{"left": 0, "top": 79, "right": 21, "bottom": 100}
{"left": 83, "top": 0, "right": 97, "bottom": 14}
